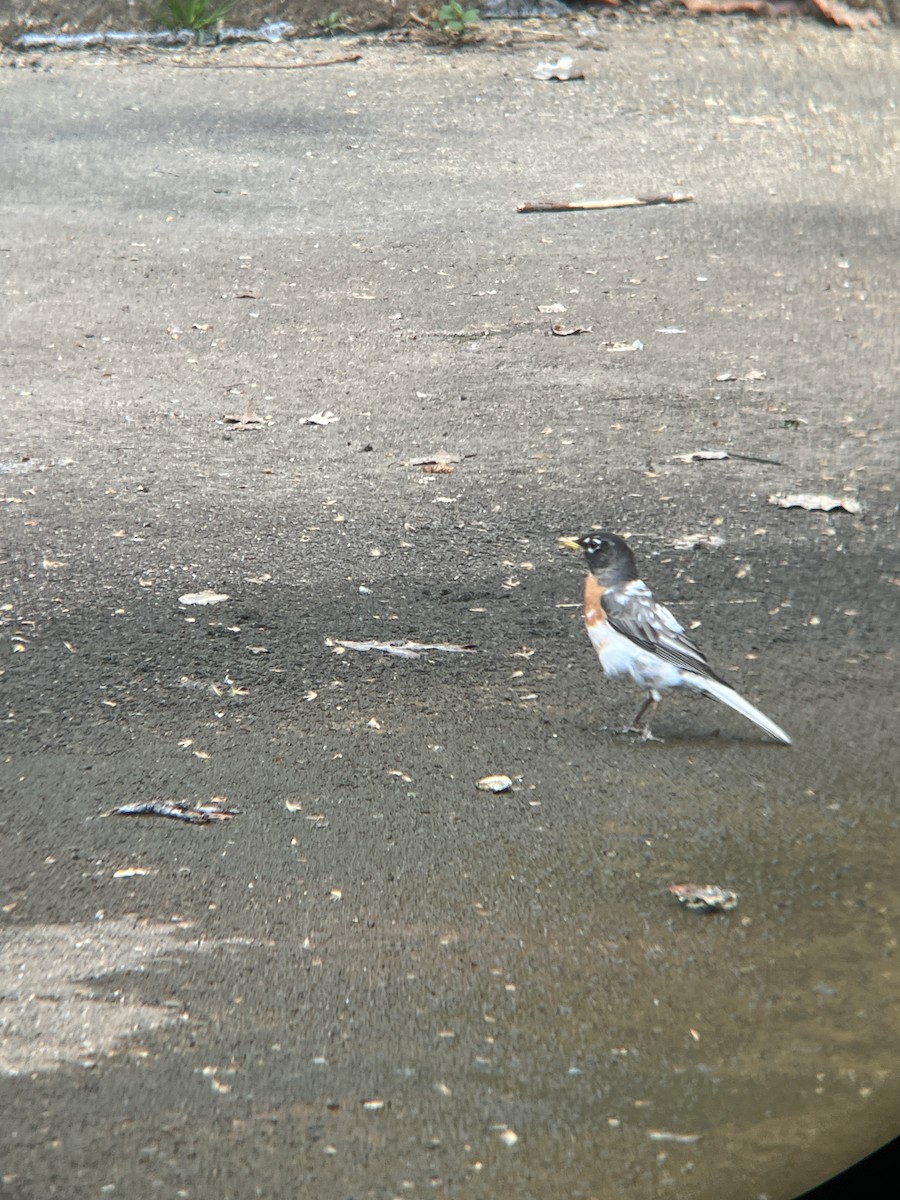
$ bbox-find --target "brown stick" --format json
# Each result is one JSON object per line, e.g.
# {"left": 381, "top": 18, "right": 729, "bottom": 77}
{"left": 172, "top": 53, "right": 362, "bottom": 69}
{"left": 517, "top": 192, "right": 694, "bottom": 214}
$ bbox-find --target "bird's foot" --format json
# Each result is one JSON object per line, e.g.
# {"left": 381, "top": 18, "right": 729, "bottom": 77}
{"left": 606, "top": 724, "right": 665, "bottom": 743}
{"left": 638, "top": 727, "right": 665, "bottom": 744}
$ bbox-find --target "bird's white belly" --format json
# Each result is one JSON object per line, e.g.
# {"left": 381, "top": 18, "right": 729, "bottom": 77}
{"left": 587, "top": 621, "right": 683, "bottom": 692}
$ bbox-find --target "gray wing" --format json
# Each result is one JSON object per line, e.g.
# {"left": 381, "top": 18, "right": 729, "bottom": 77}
{"left": 601, "top": 581, "right": 724, "bottom": 682}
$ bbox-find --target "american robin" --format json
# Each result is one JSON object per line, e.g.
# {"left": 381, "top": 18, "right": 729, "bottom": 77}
{"left": 559, "top": 531, "right": 792, "bottom": 744}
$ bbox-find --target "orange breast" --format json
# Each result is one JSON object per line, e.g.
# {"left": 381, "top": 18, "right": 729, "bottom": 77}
{"left": 583, "top": 574, "right": 607, "bottom": 628}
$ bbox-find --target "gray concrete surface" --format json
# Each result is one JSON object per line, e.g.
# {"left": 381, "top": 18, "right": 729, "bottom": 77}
{"left": 1, "top": 19, "right": 898, "bottom": 1199}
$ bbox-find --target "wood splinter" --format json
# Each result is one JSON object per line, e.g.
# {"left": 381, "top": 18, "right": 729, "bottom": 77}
{"left": 517, "top": 192, "right": 694, "bottom": 214}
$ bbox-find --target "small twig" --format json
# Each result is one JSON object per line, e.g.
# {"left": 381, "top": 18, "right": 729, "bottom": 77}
{"left": 725, "top": 451, "right": 782, "bottom": 466}
{"left": 675, "top": 448, "right": 781, "bottom": 466}
{"left": 329, "top": 639, "right": 476, "bottom": 659}
{"left": 551, "top": 322, "right": 592, "bottom": 337}
{"left": 108, "top": 800, "right": 239, "bottom": 824}
{"left": 496, "top": 31, "right": 571, "bottom": 46}
{"left": 172, "top": 54, "right": 362, "bottom": 70}
{"left": 517, "top": 192, "right": 694, "bottom": 214}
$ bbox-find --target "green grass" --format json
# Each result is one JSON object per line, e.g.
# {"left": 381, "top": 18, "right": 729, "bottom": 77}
{"left": 432, "top": 2, "right": 480, "bottom": 43}
{"left": 318, "top": 10, "right": 349, "bottom": 35}
{"left": 156, "top": 0, "right": 238, "bottom": 43}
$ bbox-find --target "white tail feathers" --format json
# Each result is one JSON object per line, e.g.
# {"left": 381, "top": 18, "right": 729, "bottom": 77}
{"left": 684, "top": 674, "right": 792, "bottom": 745}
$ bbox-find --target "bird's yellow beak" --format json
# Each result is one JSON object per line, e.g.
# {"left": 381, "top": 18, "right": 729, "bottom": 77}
{"left": 558, "top": 536, "right": 582, "bottom": 552}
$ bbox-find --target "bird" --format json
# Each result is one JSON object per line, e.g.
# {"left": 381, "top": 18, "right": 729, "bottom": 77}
{"left": 558, "top": 531, "right": 792, "bottom": 745}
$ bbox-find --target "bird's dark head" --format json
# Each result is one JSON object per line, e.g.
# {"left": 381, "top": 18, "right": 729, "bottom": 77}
{"left": 559, "top": 531, "right": 638, "bottom": 585}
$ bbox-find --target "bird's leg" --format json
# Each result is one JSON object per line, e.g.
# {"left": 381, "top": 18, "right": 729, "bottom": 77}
{"left": 608, "top": 694, "right": 664, "bottom": 741}
{"left": 624, "top": 694, "right": 665, "bottom": 742}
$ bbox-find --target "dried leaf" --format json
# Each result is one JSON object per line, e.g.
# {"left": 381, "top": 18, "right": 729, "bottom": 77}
{"left": 669, "top": 883, "right": 738, "bottom": 913}
{"left": 532, "top": 56, "right": 584, "bottom": 82}
{"left": 808, "top": 0, "right": 880, "bottom": 27}
{"left": 684, "top": 0, "right": 877, "bottom": 22}
{"left": 604, "top": 339, "right": 643, "bottom": 352}
{"left": 476, "top": 775, "right": 513, "bottom": 793}
{"left": 223, "top": 411, "right": 268, "bottom": 430}
{"left": 683, "top": 0, "right": 795, "bottom": 16}
{"left": 768, "top": 493, "right": 862, "bottom": 515}
{"left": 179, "top": 590, "right": 229, "bottom": 606}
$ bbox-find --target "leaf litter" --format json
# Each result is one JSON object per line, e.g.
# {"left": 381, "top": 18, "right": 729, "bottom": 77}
{"left": 768, "top": 492, "right": 862, "bottom": 515}
{"left": 681, "top": 0, "right": 879, "bottom": 29}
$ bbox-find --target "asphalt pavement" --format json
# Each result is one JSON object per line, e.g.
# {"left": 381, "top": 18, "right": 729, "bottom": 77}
{"left": 1, "top": 18, "right": 898, "bottom": 1199}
